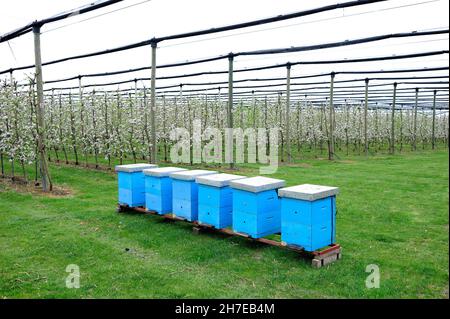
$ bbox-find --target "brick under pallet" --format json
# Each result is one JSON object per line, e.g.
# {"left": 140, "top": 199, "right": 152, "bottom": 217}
{"left": 117, "top": 204, "right": 342, "bottom": 268}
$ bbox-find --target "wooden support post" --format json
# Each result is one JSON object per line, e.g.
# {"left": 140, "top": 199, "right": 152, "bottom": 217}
{"left": 252, "top": 90, "right": 258, "bottom": 162}
{"left": 131, "top": 79, "right": 137, "bottom": 163}
{"left": 0, "top": 71, "right": 14, "bottom": 177}
{"left": 215, "top": 87, "right": 220, "bottom": 127}
{"left": 8, "top": 70, "right": 17, "bottom": 178}
{"left": 432, "top": 90, "right": 437, "bottom": 150}
{"left": 328, "top": 72, "right": 335, "bottom": 160}
{"left": 264, "top": 96, "right": 268, "bottom": 150}
{"left": 78, "top": 75, "right": 88, "bottom": 167}
{"left": 116, "top": 89, "right": 123, "bottom": 165}
{"left": 278, "top": 92, "right": 284, "bottom": 162}
{"left": 296, "top": 99, "right": 302, "bottom": 155}
{"left": 216, "top": 87, "right": 221, "bottom": 128}
{"left": 162, "top": 95, "right": 167, "bottom": 161}
{"left": 374, "top": 102, "right": 380, "bottom": 151}
{"left": 49, "top": 88, "right": 56, "bottom": 163}
{"left": 390, "top": 82, "right": 397, "bottom": 154}
{"left": 103, "top": 92, "right": 112, "bottom": 168}
{"left": 176, "top": 84, "right": 183, "bottom": 127}
{"left": 204, "top": 90, "right": 209, "bottom": 129}
{"left": 134, "top": 79, "right": 138, "bottom": 108}
{"left": 358, "top": 101, "right": 362, "bottom": 155}
{"left": 252, "top": 90, "right": 256, "bottom": 130}
{"left": 239, "top": 99, "right": 244, "bottom": 129}
{"left": 285, "top": 63, "right": 292, "bottom": 163}
{"left": 364, "top": 78, "right": 369, "bottom": 156}
{"left": 91, "top": 89, "right": 99, "bottom": 168}
{"left": 399, "top": 105, "right": 403, "bottom": 152}
{"left": 143, "top": 89, "right": 151, "bottom": 163}
{"left": 321, "top": 100, "right": 327, "bottom": 154}
{"left": 32, "top": 23, "right": 52, "bottom": 191}
{"left": 413, "top": 88, "right": 418, "bottom": 151}
{"left": 150, "top": 39, "right": 158, "bottom": 164}
{"left": 227, "top": 53, "right": 234, "bottom": 169}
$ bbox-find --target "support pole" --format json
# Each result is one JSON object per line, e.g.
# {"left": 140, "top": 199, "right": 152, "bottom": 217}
{"left": 204, "top": 89, "right": 209, "bottom": 128}
{"left": 252, "top": 90, "right": 257, "bottom": 162}
{"left": 134, "top": 78, "right": 138, "bottom": 109}
{"left": 364, "top": 78, "right": 369, "bottom": 156}
{"left": 78, "top": 75, "right": 83, "bottom": 101}
{"left": 399, "top": 105, "right": 403, "bottom": 152}
{"left": 413, "top": 88, "right": 418, "bottom": 151}
{"left": 150, "top": 39, "right": 157, "bottom": 164}
{"left": 1, "top": 71, "right": 14, "bottom": 177}
{"left": 227, "top": 53, "right": 234, "bottom": 169}
{"left": 432, "top": 90, "right": 437, "bottom": 150}
{"left": 278, "top": 92, "right": 284, "bottom": 162}
{"left": 390, "top": 82, "right": 397, "bottom": 154}
{"left": 328, "top": 72, "right": 335, "bottom": 160}
{"left": 32, "top": 23, "right": 52, "bottom": 191}
{"left": 217, "top": 86, "right": 221, "bottom": 128}
{"left": 78, "top": 75, "right": 88, "bottom": 167}
{"left": 252, "top": 90, "right": 256, "bottom": 130}
{"left": 162, "top": 95, "right": 167, "bottom": 161}
{"left": 239, "top": 99, "right": 244, "bottom": 128}
{"left": 286, "top": 63, "right": 292, "bottom": 163}
{"left": 176, "top": 83, "right": 183, "bottom": 127}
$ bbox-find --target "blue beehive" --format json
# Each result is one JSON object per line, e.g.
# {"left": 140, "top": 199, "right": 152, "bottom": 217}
{"left": 170, "top": 170, "right": 217, "bottom": 221}
{"left": 230, "top": 176, "right": 285, "bottom": 238}
{"left": 115, "top": 163, "right": 157, "bottom": 207}
{"left": 143, "top": 167, "right": 187, "bottom": 214}
{"left": 279, "top": 184, "right": 339, "bottom": 251}
{"left": 196, "top": 173, "right": 245, "bottom": 229}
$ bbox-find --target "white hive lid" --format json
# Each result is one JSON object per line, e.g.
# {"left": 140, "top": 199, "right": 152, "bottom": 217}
{"left": 195, "top": 173, "right": 246, "bottom": 187}
{"left": 229, "top": 176, "right": 285, "bottom": 193}
{"left": 169, "top": 169, "right": 218, "bottom": 181}
{"left": 115, "top": 163, "right": 157, "bottom": 173}
{"left": 278, "top": 184, "right": 339, "bottom": 201}
{"left": 143, "top": 167, "right": 187, "bottom": 177}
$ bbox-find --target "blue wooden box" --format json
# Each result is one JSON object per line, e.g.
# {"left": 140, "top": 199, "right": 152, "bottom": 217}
{"left": 170, "top": 170, "right": 217, "bottom": 221}
{"left": 196, "top": 173, "right": 245, "bottom": 229}
{"left": 230, "top": 176, "right": 285, "bottom": 238}
{"left": 279, "top": 184, "right": 339, "bottom": 251}
{"left": 144, "top": 167, "right": 187, "bottom": 214}
{"left": 115, "top": 163, "right": 157, "bottom": 207}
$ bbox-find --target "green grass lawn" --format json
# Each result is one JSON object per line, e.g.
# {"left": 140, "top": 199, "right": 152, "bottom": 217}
{"left": 0, "top": 150, "right": 448, "bottom": 298}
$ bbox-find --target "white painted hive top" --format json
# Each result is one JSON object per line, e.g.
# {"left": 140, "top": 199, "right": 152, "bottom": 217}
{"left": 143, "top": 167, "right": 187, "bottom": 177}
{"left": 196, "top": 173, "right": 246, "bottom": 187}
{"left": 169, "top": 169, "right": 218, "bottom": 181}
{"left": 279, "top": 184, "right": 339, "bottom": 201}
{"left": 229, "top": 176, "right": 285, "bottom": 193}
{"left": 115, "top": 163, "right": 157, "bottom": 173}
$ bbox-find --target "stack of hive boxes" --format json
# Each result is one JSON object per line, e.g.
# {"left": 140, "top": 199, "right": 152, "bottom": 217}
{"left": 279, "top": 184, "right": 338, "bottom": 251}
{"left": 143, "top": 167, "right": 187, "bottom": 214}
{"left": 196, "top": 173, "right": 245, "bottom": 229}
{"left": 116, "top": 163, "right": 157, "bottom": 207}
{"left": 230, "top": 176, "right": 286, "bottom": 238}
{"left": 170, "top": 170, "right": 217, "bottom": 221}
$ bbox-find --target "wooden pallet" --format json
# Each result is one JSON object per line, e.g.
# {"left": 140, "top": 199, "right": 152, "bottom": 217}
{"left": 117, "top": 204, "right": 341, "bottom": 268}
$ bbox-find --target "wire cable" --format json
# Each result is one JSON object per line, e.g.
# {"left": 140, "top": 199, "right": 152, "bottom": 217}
{"left": 0, "top": 0, "right": 123, "bottom": 43}
{"left": 42, "top": 0, "right": 153, "bottom": 34}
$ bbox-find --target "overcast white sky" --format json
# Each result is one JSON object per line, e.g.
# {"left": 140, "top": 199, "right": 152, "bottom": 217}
{"left": 0, "top": 0, "right": 448, "bottom": 105}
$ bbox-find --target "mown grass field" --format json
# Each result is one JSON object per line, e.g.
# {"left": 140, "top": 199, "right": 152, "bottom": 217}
{"left": 0, "top": 150, "right": 448, "bottom": 298}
